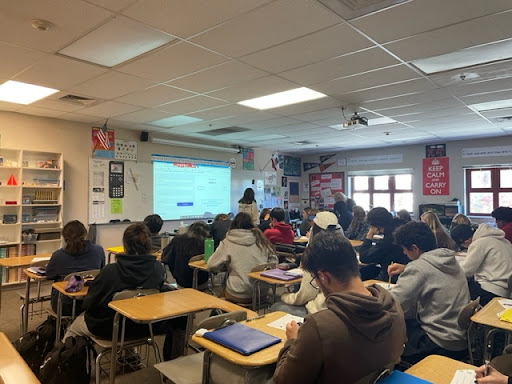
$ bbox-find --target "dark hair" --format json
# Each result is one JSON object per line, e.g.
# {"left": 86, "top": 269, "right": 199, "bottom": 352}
{"left": 231, "top": 212, "right": 274, "bottom": 255}
{"left": 393, "top": 221, "right": 437, "bottom": 252}
{"left": 238, "top": 188, "right": 255, "bottom": 204}
{"left": 303, "top": 207, "right": 311, "bottom": 214}
{"left": 492, "top": 207, "right": 512, "bottom": 222}
{"left": 259, "top": 208, "right": 271, "bottom": 222}
{"left": 63, "top": 220, "right": 87, "bottom": 255}
{"left": 123, "top": 222, "right": 152, "bottom": 255}
{"left": 396, "top": 209, "right": 411, "bottom": 222}
{"left": 187, "top": 221, "right": 210, "bottom": 240}
{"left": 302, "top": 231, "right": 359, "bottom": 282}
{"left": 347, "top": 206, "right": 365, "bottom": 234}
{"left": 143, "top": 214, "right": 163, "bottom": 234}
{"left": 450, "top": 224, "right": 475, "bottom": 245}
{"left": 366, "top": 207, "right": 393, "bottom": 228}
{"left": 214, "top": 213, "right": 229, "bottom": 221}
{"left": 270, "top": 207, "right": 285, "bottom": 222}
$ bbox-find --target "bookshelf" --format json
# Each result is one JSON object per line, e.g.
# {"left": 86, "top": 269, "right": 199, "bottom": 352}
{"left": 0, "top": 148, "right": 63, "bottom": 284}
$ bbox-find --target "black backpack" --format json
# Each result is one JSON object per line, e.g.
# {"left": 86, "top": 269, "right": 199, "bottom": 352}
{"left": 13, "top": 317, "right": 57, "bottom": 377}
{"left": 39, "top": 336, "right": 96, "bottom": 384}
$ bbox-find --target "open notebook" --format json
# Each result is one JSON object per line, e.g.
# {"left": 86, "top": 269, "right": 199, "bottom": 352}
{"left": 260, "top": 268, "right": 301, "bottom": 281}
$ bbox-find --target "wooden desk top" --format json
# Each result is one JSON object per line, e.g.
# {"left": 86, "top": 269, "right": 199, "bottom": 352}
{"left": 363, "top": 279, "right": 395, "bottom": 289}
{"left": 22, "top": 269, "right": 47, "bottom": 281}
{"left": 293, "top": 237, "right": 308, "bottom": 243}
{"left": 405, "top": 355, "right": 476, "bottom": 384}
{"left": 192, "top": 311, "right": 286, "bottom": 367}
{"left": 471, "top": 297, "right": 512, "bottom": 331}
{"left": 247, "top": 271, "right": 302, "bottom": 285}
{"left": 0, "top": 332, "right": 40, "bottom": 383}
{"left": 52, "top": 281, "right": 89, "bottom": 298}
{"left": 0, "top": 254, "right": 51, "bottom": 268}
{"left": 188, "top": 260, "right": 209, "bottom": 271}
{"left": 108, "top": 288, "right": 257, "bottom": 322}
{"left": 350, "top": 240, "right": 363, "bottom": 247}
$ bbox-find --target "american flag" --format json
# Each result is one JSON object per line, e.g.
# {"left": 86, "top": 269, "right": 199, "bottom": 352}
{"left": 97, "top": 120, "right": 110, "bottom": 149}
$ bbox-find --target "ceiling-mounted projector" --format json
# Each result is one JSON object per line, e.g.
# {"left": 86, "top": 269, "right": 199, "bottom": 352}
{"left": 343, "top": 112, "right": 368, "bottom": 129}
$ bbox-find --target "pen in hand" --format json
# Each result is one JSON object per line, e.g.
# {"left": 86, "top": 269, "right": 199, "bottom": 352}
{"left": 484, "top": 360, "right": 490, "bottom": 376}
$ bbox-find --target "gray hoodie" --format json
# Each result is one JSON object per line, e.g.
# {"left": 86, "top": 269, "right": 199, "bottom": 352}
{"left": 389, "top": 248, "right": 469, "bottom": 351}
{"left": 207, "top": 229, "right": 277, "bottom": 298}
{"left": 461, "top": 223, "right": 512, "bottom": 297}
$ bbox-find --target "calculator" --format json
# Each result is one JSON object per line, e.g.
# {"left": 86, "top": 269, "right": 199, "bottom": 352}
{"left": 109, "top": 161, "right": 124, "bottom": 198}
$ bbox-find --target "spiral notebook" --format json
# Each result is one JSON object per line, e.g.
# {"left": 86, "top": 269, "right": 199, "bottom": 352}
{"left": 203, "top": 323, "right": 281, "bottom": 356}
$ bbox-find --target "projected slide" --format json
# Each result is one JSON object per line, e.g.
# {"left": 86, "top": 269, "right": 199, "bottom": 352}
{"left": 153, "top": 155, "right": 231, "bottom": 220}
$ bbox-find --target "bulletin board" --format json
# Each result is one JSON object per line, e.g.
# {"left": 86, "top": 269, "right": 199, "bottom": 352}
{"left": 88, "top": 158, "right": 153, "bottom": 224}
{"left": 309, "top": 172, "right": 344, "bottom": 209}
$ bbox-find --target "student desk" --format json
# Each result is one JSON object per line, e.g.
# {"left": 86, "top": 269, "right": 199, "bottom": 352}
{"left": 0, "top": 254, "right": 50, "bottom": 316}
{"left": 107, "top": 288, "right": 257, "bottom": 384}
{"left": 248, "top": 271, "right": 302, "bottom": 311}
{"left": 405, "top": 355, "right": 476, "bottom": 383}
{"left": 106, "top": 246, "right": 161, "bottom": 264}
{"left": 363, "top": 279, "right": 395, "bottom": 289}
{"left": 192, "top": 311, "right": 286, "bottom": 367}
{"left": 21, "top": 269, "right": 49, "bottom": 334}
{"left": 52, "top": 281, "right": 89, "bottom": 342}
{"left": 188, "top": 259, "right": 209, "bottom": 290}
{"left": 0, "top": 331, "right": 40, "bottom": 384}
{"left": 350, "top": 239, "right": 363, "bottom": 247}
{"left": 470, "top": 297, "right": 512, "bottom": 360}
{"left": 293, "top": 236, "right": 308, "bottom": 244}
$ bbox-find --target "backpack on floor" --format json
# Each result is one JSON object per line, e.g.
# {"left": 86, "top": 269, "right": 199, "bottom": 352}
{"left": 13, "top": 317, "right": 57, "bottom": 377}
{"left": 39, "top": 336, "right": 96, "bottom": 384}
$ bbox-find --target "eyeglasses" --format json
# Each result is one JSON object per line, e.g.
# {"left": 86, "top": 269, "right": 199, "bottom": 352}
{"left": 309, "top": 274, "right": 319, "bottom": 289}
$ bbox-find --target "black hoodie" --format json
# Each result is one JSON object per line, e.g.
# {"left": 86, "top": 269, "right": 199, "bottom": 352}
{"left": 83, "top": 254, "right": 165, "bottom": 338}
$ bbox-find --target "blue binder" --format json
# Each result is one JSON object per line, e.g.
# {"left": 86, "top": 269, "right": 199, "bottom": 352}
{"left": 378, "top": 370, "right": 432, "bottom": 384}
{"left": 203, "top": 322, "right": 281, "bottom": 356}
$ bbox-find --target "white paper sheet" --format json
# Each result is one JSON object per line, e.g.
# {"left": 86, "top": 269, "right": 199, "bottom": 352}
{"left": 450, "top": 369, "right": 475, "bottom": 384}
{"left": 267, "top": 314, "right": 304, "bottom": 330}
{"left": 31, "top": 256, "right": 51, "bottom": 263}
{"left": 498, "top": 299, "right": 512, "bottom": 309}
{"left": 375, "top": 282, "right": 392, "bottom": 290}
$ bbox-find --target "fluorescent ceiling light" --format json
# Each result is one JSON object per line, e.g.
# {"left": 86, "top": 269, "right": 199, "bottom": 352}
{"left": 58, "top": 16, "right": 175, "bottom": 67}
{"left": 149, "top": 115, "right": 203, "bottom": 127}
{"left": 238, "top": 87, "right": 327, "bottom": 110}
{"left": 469, "top": 99, "right": 512, "bottom": 112}
{"left": 368, "top": 117, "right": 397, "bottom": 126}
{"left": 329, "top": 124, "right": 349, "bottom": 130}
{"left": 411, "top": 38, "right": 512, "bottom": 75}
{"left": 152, "top": 137, "right": 240, "bottom": 153}
{"left": 0, "top": 80, "right": 59, "bottom": 104}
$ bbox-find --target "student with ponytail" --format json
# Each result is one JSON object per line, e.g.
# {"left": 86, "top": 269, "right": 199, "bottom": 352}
{"left": 207, "top": 212, "right": 277, "bottom": 303}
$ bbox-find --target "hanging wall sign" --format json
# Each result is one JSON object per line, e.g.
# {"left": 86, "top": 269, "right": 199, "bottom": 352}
{"left": 425, "top": 144, "right": 446, "bottom": 158}
{"left": 422, "top": 157, "right": 449, "bottom": 195}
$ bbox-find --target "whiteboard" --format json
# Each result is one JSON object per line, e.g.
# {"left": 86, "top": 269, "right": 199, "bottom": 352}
{"left": 88, "top": 158, "right": 153, "bottom": 224}
{"left": 230, "top": 169, "right": 265, "bottom": 214}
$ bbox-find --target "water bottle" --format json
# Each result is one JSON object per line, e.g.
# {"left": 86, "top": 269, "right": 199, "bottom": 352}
{"left": 204, "top": 238, "right": 214, "bottom": 262}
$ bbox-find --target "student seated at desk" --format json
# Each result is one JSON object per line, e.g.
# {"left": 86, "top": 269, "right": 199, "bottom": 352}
{"left": 450, "top": 223, "right": 512, "bottom": 305}
{"left": 298, "top": 207, "right": 312, "bottom": 236}
{"left": 264, "top": 207, "right": 294, "bottom": 245}
{"left": 207, "top": 212, "right": 277, "bottom": 304}
{"left": 421, "top": 211, "right": 458, "bottom": 250}
{"left": 64, "top": 223, "right": 181, "bottom": 359}
{"left": 46, "top": 220, "right": 105, "bottom": 316}
{"left": 273, "top": 230, "right": 406, "bottom": 384}
{"left": 270, "top": 212, "right": 341, "bottom": 317}
{"left": 492, "top": 206, "right": 512, "bottom": 243}
{"left": 143, "top": 213, "right": 164, "bottom": 251}
{"left": 358, "top": 207, "right": 409, "bottom": 283}
{"left": 388, "top": 221, "right": 469, "bottom": 364}
{"left": 258, "top": 208, "right": 271, "bottom": 233}
{"left": 210, "top": 213, "right": 231, "bottom": 249}
{"left": 345, "top": 205, "right": 369, "bottom": 241}
{"left": 161, "top": 221, "right": 209, "bottom": 288}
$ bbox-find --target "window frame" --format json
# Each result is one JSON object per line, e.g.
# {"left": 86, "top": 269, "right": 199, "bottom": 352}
{"left": 465, "top": 167, "right": 512, "bottom": 216}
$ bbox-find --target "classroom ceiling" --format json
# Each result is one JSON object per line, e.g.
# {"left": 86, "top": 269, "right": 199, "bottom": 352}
{"left": 2, "top": 0, "right": 512, "bottom": 154}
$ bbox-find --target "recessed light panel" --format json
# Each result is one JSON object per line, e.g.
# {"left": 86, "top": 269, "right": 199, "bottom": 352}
{"left": 149, "top": 115, "right": 203, "bottom": 127}
{"left": 238, "top": 87, "right": 327, "bottom": 110}
{"left": 469, "top": 99, "right": 512, "bottom": 112}
{"left": 0, "top": 80, "right": 59, "bottom": 104}
{"left": 368, "top": 117, "right": 397, "bottom": 126}
{"left": 59, "top": 16, "right": 175, "bottom": 67}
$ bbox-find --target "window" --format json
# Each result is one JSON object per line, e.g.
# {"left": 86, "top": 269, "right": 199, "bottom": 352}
{"left": 465, "top": 168, "right": 512, "bottom": 215}
{"left": 350, "top": 174, "right": 413, "bottom": 213}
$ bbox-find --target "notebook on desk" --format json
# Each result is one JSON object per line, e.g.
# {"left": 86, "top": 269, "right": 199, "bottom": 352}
{"left": 378, "top": 370, "right": 432, "bottom": 384}
{"left": 203, "top": 322, "right": 281, "bottom": 356}
{"left": 260, "top": 268, "right": 300, "bottom": 281}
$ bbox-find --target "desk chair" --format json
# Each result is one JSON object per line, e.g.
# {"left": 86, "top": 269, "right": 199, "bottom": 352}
{"left": 154, "top": 310, "right": 247, "bottom": 384}
{"left": 457, "top": 297, "right": 481, "bottom": 364}
{"left": 91, "top": 289, "right": 161, "bottom": 384}
{"left": 246, "top": 263, "right": 276, "bottom": 311}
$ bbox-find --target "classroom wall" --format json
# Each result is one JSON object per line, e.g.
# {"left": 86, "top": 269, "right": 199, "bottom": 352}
{"left": 301, "top": 136, "right": 512, "bottom": 219}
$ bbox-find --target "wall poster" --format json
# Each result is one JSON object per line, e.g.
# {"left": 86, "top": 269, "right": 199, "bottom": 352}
{"left": 309, "top": 172, "right": 344, "bottom": 209}
{"left": 422, "top": 157, "right": 449, "bottom": 195}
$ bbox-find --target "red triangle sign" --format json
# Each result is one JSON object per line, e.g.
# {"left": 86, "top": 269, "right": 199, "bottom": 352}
{"left": 7, "top": 174, "right": 17, "bottom": 186}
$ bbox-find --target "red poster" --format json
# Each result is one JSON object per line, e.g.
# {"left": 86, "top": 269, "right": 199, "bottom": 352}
{"left": 92, "top": 126, "right": 115, "bottom": 158}
{"left": 422, "top": 157, "right": 449, "bottom": 195}
{"left": 309, "top": 172, "right": 344, "bottom": 209}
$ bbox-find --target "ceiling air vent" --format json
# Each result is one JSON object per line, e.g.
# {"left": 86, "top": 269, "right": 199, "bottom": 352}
{"left": 294, "top": 141, "right": 314, "bottom": 145}
{"left": 494, "top": 116, "right": 512, "bottom": 123}
{"left": 58, "top": 94, "right": 97, "bottom": 106}
{"left": 201, "top": 127, "right": 249, "bottom": 136}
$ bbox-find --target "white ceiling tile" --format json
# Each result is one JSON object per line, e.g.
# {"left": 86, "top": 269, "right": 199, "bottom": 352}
{"left": 280, "top": 48, "right": 400, "bottom": 86}
{"left": 86, "top": 0, "right": 139, "bottom": 12}
{"left": 240, "top": 23, "right": 372, "bottom": 73}
{"left": 115, "top": 84, "right": 195, "bottom": 108}
{"left": 429, "top": 59, "right": 512, "bottom": 88}
{"left": 0, "top": 101, "right": 24, "bottom": 112}
{"left": 117, "top": 41, "right": 228, "bottom": 82}
{"left": 188, "top": 104, "right": 255, "bottom": 121}
{"left": 17, "top": 106, "right": 65, "bottom": 118}
{"left": 157, "top": 95, "right": 228, "bottom": 114}
{"left": 57, "top": 112, "right": 104, "bottom": 123}
{"left": 385, "top": 11, "right": 512, "bottom": 62}
{"left": 481, "top": 107, "right": 512, "bottom": 119}
{"left": 0, "top": 0, "right": 113, "bottom": 52}
{"left": 123, "top": 0, "right": 273, "bottom": 38}
{"left": 191, "top": 0, "right": 342, "bottom": 58}
{"left": 14, "top": 54, "right": 107, "bottom": 90}
{"left": 70, "top": 71, "right": 155, "bottom": 100}
{"left": 383, "top": 99, "right": 467, "bottom": 118}
{"left": 30, "top": 98, "right": 86, "bottom": 113}
{"left": 168, "top": 60, "right": 268, "bottom": 94}
{"left": 352, "top": 0, "right": 512, "bottom": 44}
{"left": 115, "top": 109, "right": 172, "bottom": 123}
{"left": 448, "top": 77, "right": 512, "bottom": 99}
{"left": 361, "top": 89, "right": 455, "bottom": 111}
{"left": 77, "top": 101, "right": 141, "bottom": 118}
{"left": 0, "top": 42, "right": 45, "bottom": 78}
{"left": 461, "top": 90, "right": 512, "bottom": 106}
{"left": 265, "top": 97, "right": 340, "bottom": 116}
